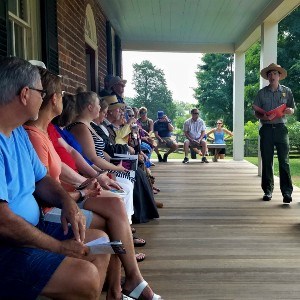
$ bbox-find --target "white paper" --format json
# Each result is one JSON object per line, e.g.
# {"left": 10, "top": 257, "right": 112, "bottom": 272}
{"left": 85, "top": 237, "right": 126, "bottom": 254}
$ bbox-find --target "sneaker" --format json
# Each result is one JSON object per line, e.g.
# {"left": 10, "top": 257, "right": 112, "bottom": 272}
{"left": 157, "top": 154, "right": 163, "bottom": 162}
{"left": 182, "top": 157, "right": 189, "bottom": 164}
{"left": 262, "top": 193, "right": 272, "bottom": 201}
{"left": 162, "top": 153, "right": 168, "bottom": 162}
{"left": 201, "top": 156, "right": 209, "bottom": 163}
{"left": 283, "top": 194, "right": 292, "bottom": 204}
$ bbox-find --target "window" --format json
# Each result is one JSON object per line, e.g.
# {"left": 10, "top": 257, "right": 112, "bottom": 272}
{"left": 8, "top": 0, "right": 41, "bottom": 59}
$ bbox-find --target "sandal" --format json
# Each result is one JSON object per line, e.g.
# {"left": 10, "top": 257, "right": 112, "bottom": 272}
{"left": 122, "top": 280, "right": 161, "bottom": 300}
{"left": 135, "top": 252, "right": 146, "bottom": 262}
{"left": 153, "top": 186, "right": 160, "bottom": 192}
{"left": 133, "top": 236, "right": 146, "bottom": 247}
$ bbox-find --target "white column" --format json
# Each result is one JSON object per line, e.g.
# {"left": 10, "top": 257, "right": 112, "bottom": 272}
{"left": 257, "top": 22, "right": 278, "bottom": 175}
{"left": 233, "top": 52, "right": 245, "bottom": 161}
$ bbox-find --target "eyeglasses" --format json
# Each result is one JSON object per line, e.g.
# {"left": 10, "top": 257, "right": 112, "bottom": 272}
{"left": 29, "top": 87, "right": 47, "bottom": 99}
{"left": 192, "top": 112, "right": 199, "bottom": 115}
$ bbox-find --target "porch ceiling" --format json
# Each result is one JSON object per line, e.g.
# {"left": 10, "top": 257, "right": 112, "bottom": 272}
{"left": 98, "top": 0, "right": 300, "bottom": 53}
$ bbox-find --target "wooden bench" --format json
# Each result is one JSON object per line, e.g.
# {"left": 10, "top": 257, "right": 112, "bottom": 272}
{"left": 207, "top": 143, "right": 226, "bottom": 162}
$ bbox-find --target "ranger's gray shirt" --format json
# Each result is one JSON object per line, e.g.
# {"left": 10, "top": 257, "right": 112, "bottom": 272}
{"left": 253, "top": 84, "right": 295, "bottom": 124}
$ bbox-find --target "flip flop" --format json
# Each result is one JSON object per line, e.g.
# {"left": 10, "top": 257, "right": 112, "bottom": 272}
{"left": 133, "top": 236, "right": 146, "bottom": 247}
{"left": 122, "top": 280, "right": 162, "bottom": 300}
{"left": 135, "top": 252, "right": 146, "bottom": 262}
{"left": 153, "top": 186, "right": 160, "bottom": 192}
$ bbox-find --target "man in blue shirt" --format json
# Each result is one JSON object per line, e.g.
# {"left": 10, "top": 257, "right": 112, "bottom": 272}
{"left": 154, "top": 111, "right": 178, "bottom": 162}
{"left": 0, "top": 57, "right": 109, "bottom": 299}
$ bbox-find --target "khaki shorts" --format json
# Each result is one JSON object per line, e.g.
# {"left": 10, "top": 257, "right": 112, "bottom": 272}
{"left": 159, "top": 137, "right": 176, "bottom": 148}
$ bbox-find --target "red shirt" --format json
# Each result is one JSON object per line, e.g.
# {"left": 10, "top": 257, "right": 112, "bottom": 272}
{"left": 47, "top": 123, "right": 78, "bottom": 172}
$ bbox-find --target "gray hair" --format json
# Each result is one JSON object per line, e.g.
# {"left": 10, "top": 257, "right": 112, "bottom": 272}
{"left": 0, "top": 57, "right": 40, "bottom": 106}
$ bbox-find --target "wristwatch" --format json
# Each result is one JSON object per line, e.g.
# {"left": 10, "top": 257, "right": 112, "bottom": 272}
{"left": 78, "top": 189, "right": 86, "bottom": 202}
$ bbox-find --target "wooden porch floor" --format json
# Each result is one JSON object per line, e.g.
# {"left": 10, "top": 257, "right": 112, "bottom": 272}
{"left": 132, "top": 159, "right": 300, "bottom": 300}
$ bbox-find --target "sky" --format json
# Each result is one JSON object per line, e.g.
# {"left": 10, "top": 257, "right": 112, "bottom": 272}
{"left": 122, "top": 51, "right": 202, "bottom": 104}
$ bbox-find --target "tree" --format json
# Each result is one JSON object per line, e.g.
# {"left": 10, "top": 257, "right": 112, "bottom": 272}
{"left": 194, "top": 54, "right": 234, "bottom": 130}
{"left": 278, "top": 6, "right": 300, "bottom": 120}
{"left": 131, "top": 60, "right": 176, "bottom": 120}
{"left": 244, "top": 42, "right": 261, "bottom": 123}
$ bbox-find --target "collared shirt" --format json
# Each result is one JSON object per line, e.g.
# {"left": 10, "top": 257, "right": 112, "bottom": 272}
{"left": 253, "top": 84, "right": 295, "bottom": 124}
{"left": 183, "top": 117, "right": 206, "bottom": 139}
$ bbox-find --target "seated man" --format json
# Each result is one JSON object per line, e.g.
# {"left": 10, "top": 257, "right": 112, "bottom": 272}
{"left": 0, "top": 57, "right": 110, "bottom": 299}
{"left": 153, "top": 111, "right": 178, "bottom": 162}
{"left": 182, "top": 108, "right": 209, "bottom": 163}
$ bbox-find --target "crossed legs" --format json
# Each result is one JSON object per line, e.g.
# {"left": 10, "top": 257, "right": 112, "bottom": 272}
{"left": 84, "top": 190, "right": 156, "bottom": 300}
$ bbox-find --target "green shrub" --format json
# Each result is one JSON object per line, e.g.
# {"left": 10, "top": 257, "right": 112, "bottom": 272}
{"left": 287, "top": 121, "right": 300, "bottom": 150}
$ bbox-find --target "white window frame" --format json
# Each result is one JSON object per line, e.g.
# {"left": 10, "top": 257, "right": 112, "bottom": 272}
{"left": 8, "top": 0, "right": 41, "bottom": 60}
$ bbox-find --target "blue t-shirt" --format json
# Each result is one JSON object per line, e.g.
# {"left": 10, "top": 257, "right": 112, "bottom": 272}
{"left": 0, "top": 126, "right": 47, "bottom": 225}
{"left": 153, "top": 120, "right": 171, "bottom": 138}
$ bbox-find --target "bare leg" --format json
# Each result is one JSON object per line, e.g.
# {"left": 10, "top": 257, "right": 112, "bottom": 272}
{"left": 183, "top": 140, "right": 190, "bottom": 157}
{"left": 84, "top": 191, "right": 157, "bottom": 299}
{"left": 41, "top": 229, "right": 110, "bottom": 300}
{"left": 106, "top": 256, "right": 122, "bottom": 300}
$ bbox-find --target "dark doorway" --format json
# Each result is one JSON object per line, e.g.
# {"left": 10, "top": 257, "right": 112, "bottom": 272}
{"left": 85, "top": 43, "right": 96, "bottom": 92}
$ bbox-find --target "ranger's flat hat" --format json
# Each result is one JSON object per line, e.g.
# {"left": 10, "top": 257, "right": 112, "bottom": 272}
{"left": 260, "top": 63, "right": 287, "bottom": 80}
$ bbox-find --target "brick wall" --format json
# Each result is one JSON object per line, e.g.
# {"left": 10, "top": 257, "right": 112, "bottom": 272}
{"left": 57, "top": 0, "right": 108, "bottom": 93}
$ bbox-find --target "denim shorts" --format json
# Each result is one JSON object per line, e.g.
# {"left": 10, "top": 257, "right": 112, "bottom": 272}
{"left": 0, "top": 220, "right": 74, "bottom": 300}
{"left": 44, "top": 206, "right": 93, "bottom": 228}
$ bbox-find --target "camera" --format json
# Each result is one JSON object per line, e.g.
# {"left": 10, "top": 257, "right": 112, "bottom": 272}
{"left": 131, "top": 123, "right": 138, "bottom": 133}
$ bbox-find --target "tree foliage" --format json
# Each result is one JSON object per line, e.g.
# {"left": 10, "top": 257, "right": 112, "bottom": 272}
{"left": 131, "top": 60, "right": 176, "bottom": 120}
{"left": 278, "top": 6, "right": 300, "bottom": 120}
{"left": 194, "top": 54, "right": 234, "bottom": 130}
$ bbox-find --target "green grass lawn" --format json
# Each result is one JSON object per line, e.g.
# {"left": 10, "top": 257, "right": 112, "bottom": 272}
{"left": 244, "top": 156, "right": 300, "bottom": 188}
{"left": 152, "top": 152, "right": 300, "bottom": 188}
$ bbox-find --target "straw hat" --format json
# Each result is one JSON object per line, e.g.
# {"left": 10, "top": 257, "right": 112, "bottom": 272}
{"left": 260, "top": 63, "right": 287, "bottom": 80}
{"left": 102, "top": 95, "right": 125, "bottom": 110}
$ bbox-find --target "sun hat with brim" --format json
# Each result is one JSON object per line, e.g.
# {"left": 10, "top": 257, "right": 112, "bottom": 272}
{"left": 107, "top": 76, "right": 127, "bottom": 90}
{"left": 102, "top": 95, "right": 125, "bottom": 110}
{"left": 260, "top": 63, "right": 287, "bottom": 80}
